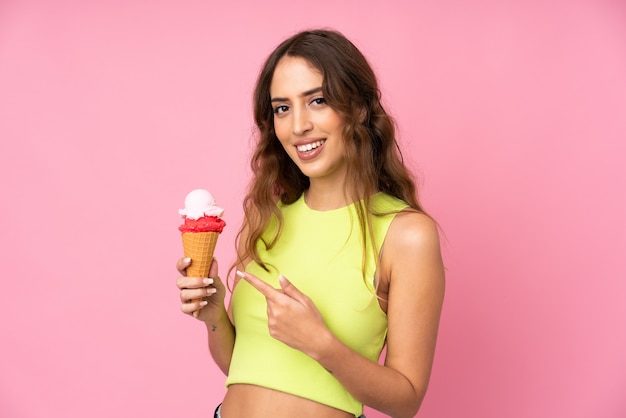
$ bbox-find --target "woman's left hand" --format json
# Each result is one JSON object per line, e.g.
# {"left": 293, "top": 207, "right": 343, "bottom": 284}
{"left": 237, "top": 270, "right": 331, "bottom": 357}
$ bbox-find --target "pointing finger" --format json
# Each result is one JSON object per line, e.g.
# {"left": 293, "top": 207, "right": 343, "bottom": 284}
{"left": 237, "top": 270, "right": 281, "bottom": 301}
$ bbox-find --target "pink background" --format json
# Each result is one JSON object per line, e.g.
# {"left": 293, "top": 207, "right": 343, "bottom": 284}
{"left": 1, "top": 1, "right": 625, "bottom": 417}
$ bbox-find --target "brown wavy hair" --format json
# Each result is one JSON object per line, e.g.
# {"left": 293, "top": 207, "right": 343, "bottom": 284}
{"left": 232, "top": 29, "right": 425, "bottom": 276}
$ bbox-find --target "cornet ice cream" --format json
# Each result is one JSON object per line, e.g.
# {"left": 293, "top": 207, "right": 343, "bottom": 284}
{"left": 179, "top": 189, "right": 226, "bottom": 278}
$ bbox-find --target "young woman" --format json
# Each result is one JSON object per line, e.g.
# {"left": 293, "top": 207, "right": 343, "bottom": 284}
{"left": 176, "top": 29, "right": 445, "bottom": 418}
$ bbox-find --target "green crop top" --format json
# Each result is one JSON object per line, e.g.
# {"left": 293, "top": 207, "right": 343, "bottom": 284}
{"left": 226, "top": 192, "right": 409, "bottom": 417}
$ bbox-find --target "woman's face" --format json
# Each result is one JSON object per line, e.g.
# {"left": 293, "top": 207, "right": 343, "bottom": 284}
{"left": 270, "top": 56, "right": 347, "bottom": 185}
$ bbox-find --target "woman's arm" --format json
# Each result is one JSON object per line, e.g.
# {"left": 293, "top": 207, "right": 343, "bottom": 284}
{"left": 203, "top": 258, "right": 237, "bottom": 376}
{"left": 177, "top": 257, "right": 235, "bottom": 375}
{"left": 208, "top": 220, "right": 256, "bottom": 375}
{"left": 314, "top": 211, "right": 445, "bottom": 417}
{"left": 206, "top": 301, "right": 236, "bottom": 376}
{"left": 177, "top": 216, "right": 254, "bottom": 376}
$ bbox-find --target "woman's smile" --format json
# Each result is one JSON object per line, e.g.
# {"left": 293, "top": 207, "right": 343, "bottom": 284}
{"left": 295, "top": 139, "right": 326, "bottom": 160}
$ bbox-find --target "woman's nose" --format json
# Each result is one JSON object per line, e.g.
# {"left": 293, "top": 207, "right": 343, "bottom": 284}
{"left": 292, "top": 108, "right": 313, "bottom": 135}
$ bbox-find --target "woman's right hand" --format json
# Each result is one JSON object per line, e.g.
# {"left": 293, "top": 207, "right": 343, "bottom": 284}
{"left": 176, "top": 257, "right": 227, "bottom": 323}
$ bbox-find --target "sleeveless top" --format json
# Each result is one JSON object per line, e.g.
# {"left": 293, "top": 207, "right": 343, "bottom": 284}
{"left": 226, "top": 192, "right": 409, "bottom": 416}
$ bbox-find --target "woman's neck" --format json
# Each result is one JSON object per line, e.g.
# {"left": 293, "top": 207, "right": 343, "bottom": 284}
{"left": 304, "top": 178, "right": 365, "bottom": 211}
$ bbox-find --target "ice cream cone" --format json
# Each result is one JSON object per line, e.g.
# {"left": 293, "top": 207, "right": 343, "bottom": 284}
{"left": 181, "top": 231, "right": 219, "bottom": 277}
{"left": 178, "top": 189, "right": 226, "bottom": 318}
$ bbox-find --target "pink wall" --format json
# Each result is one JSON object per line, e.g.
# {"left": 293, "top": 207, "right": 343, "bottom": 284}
{"left": 1, "top": 1, "right": 625, "bottom": 417}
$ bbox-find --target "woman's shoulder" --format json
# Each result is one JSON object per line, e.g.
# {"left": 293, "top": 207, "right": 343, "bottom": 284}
{"left": 381, "top": 209, "right": 444, "bottom": 301}
{"left": 385, "top": 209, "right": 441, "bottom": 255}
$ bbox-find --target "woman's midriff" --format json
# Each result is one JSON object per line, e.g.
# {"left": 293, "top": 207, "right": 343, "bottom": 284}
{"left": 221, "top": 384, "right": 355, "bottom": 418}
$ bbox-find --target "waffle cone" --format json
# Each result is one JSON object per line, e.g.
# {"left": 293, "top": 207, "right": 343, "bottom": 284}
{"left": 181, "top": 231, "right": 220, "bottom": 277}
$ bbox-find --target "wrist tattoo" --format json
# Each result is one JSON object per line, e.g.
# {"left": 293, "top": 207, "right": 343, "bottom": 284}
{"left": 211, "top": 325, "right": 217, "bottom": 332}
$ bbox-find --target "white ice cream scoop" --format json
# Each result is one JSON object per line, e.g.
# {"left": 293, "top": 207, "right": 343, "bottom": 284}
{"left": 179, "top": 189, "right": 224, "bottom": 220}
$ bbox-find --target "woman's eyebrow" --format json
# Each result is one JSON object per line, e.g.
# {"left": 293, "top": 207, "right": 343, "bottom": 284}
{"left": 271, "top": 87, "right": 323, "bottom": 103}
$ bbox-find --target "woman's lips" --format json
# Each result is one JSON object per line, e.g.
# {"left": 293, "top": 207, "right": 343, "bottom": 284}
{"left": 295, "top": 139, "right": 326, "bottom": 161}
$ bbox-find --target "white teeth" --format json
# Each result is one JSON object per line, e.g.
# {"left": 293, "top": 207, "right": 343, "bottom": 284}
{"left": 297, "top": 140, "right": 325, "bottom": 152}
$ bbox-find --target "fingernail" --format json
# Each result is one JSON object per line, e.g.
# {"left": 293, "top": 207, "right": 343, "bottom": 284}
{"left": 207, "top": 288, "right": 217, "bottom": 295}
{"left": 184, "top": 257, "right": 191, "bottom": 262}
{"left": 203, "top": 278, "right": 214, "bottom": 285}
{"left": 236, "top": 270, "right": 246, "bottom": 278}
{"left": 200, "top": 301, "right": 208, "bottom": 307}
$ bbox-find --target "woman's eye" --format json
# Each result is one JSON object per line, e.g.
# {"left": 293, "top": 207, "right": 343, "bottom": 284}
{"left": 273, "top": 105, "right": 289, "bottom": 114}
{"left": 311, "top": 97, "right": 326, "bottom": 105}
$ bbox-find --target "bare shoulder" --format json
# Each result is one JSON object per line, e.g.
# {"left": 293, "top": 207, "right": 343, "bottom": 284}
{"left": 386, "top": 210, "right": 441, "bottom": 254}
{"left": 381, "top": 210, "right": 445, "bottom": 290}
